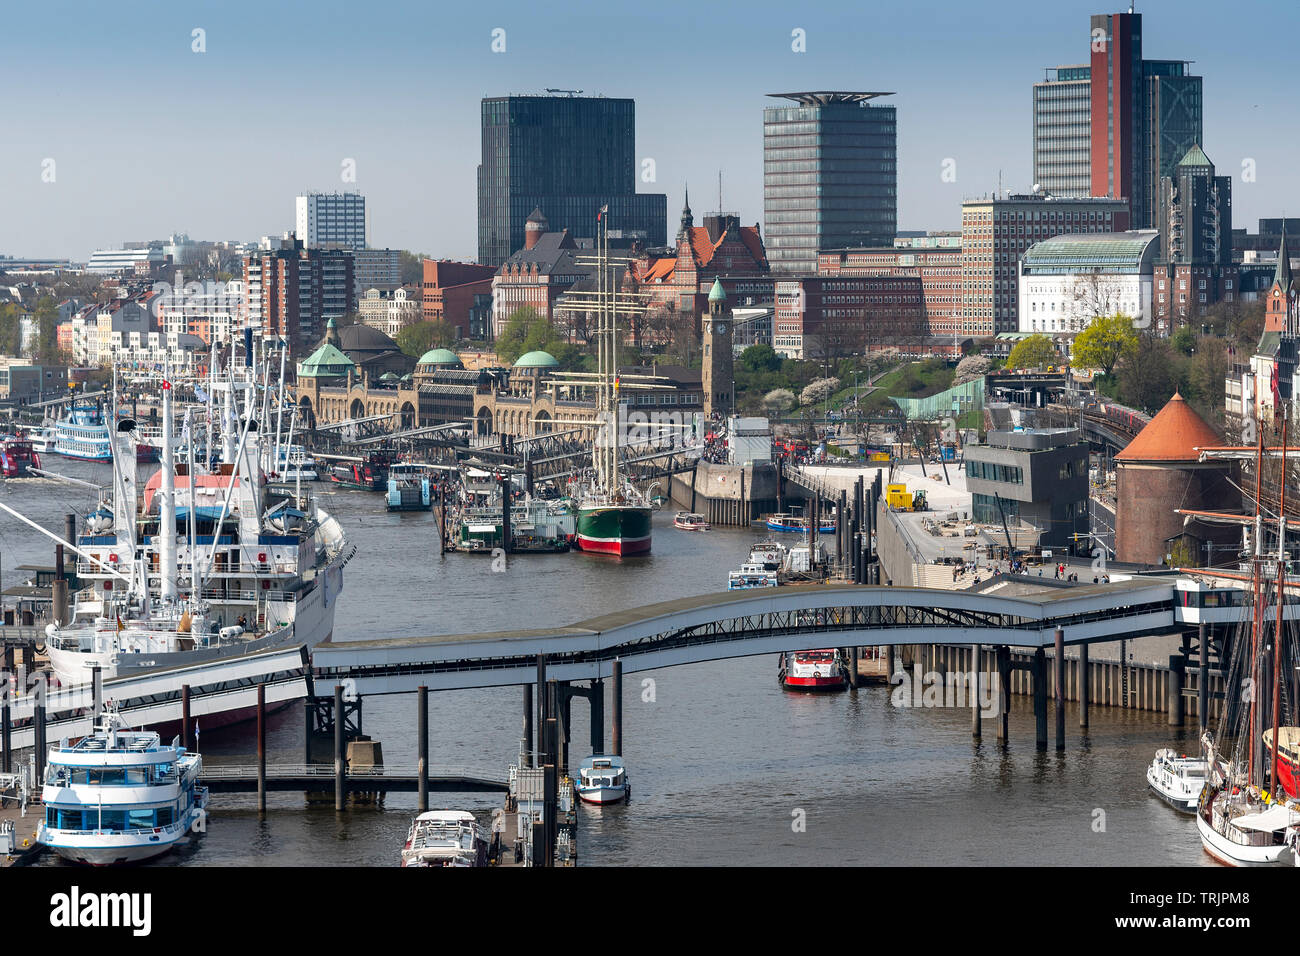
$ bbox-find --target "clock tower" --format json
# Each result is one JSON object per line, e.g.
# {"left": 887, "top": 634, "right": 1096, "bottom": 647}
{"left": 702, "top": 277, "right": 733, "bottom": 420}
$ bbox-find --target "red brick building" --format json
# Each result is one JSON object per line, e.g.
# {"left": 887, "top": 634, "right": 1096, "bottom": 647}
{"left": 421, "top": 260, "right": 495, "bottom": 337}
{"left": 817, "top": 237, "right": 962, "bottom": 336}
{"left": 633, "top": 199, "right": 771, "bottom": 322}
{"left": 773, "top": 275, "right": 926, "bottom": 360}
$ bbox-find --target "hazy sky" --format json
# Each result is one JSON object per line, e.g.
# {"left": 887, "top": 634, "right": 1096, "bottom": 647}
{"left": 2, "top": 0, "right": 1296, "bottom": 261}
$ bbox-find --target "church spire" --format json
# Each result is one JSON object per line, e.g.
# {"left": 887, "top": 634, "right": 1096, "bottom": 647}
{"left": 678, "top": 185, "right": 694, "bottom": 241}
{"left": 1275, "top": 227, "right": 1293, "bottom": 294}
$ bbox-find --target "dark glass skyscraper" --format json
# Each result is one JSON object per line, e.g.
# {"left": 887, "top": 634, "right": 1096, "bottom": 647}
{"left": 763, "top": 92, "right": 897, "bottom": 275}
{"left": 476, "top": 94, "right": 667, "bottom": 267}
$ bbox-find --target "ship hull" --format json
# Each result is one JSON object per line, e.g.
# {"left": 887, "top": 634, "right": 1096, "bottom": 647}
{"left": 575, "top": 505, "right": 652, "bottom": 556}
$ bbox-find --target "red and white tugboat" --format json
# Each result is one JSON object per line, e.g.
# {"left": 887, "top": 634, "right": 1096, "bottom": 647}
{"left": 779, "top": 649, "right": 848, "bottom": 692}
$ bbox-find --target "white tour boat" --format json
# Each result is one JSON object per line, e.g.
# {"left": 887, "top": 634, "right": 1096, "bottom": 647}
{"left": 37, "top": 706, "right": 207, "bottom": 865}
{"left": 400, "top": 810, "right": 488, "bottom": 867}
{"left": 1145, "top": 748, "right": 1207, "bottom": 813}
{"left": 673, "top": 512, "right": 710, "bottom": 531}
{"left": 727, "top": 562, "right": 779, "bottom": 590}
{"left": 575, "top": 755, "right": 630, "bottom": 805}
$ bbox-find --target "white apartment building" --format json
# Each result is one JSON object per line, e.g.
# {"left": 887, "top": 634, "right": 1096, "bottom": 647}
{"left": 358, "top": 286, "right": 422, "bottom": 339}
{"left": 295, "top": 192, "right": 367, "bottom": 249}
{"left": 156, "top": 278, "right": 243, "bottom": 345}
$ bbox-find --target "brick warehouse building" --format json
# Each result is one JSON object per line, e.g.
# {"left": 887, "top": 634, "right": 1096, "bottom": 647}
{"left": 772, "top": 275, "right": 925, "bottom": 360}
{"left": 817, "top": 234, "right": 962, "bottom": 336}
{"left": 1114, "top": 392, "right": 1239, "bottom": 566}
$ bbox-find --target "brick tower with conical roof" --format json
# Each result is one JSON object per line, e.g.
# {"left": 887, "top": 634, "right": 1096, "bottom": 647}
{"left": 1114, "top": 392, "right": 1239, "bottom": 565}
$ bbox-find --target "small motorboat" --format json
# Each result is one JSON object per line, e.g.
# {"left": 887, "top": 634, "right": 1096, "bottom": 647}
{"left": 575, "top": 755, "right": 629, "bottom": 805}
{"left": 673, "top": 511, "right": 710, "bottom": 531}
{"left": 1146, "top": 748, "right": 1208, "bottom": 813}
{"left": 728, "top": 563, "right": 779, "bottom": 590}
{"left": 400, "top": 810, "right": 488, "bottom": 867}
{"left": 765, "top": 512, "right": 835, "bottom": 533}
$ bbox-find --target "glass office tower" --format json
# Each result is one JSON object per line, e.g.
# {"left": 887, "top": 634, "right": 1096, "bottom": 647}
{"left": 763, "top": 92, "right": 897, "bottom": 275}
{"left": 477, "top": 94, "right": 666, "bottom": 267}
{"left": 1033, "top": 66, "right": 1091, "bottom": 197}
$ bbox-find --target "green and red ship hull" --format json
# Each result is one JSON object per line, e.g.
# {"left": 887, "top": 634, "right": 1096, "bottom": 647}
{"left": 575, "top": 504, "right": 652, "bottom": 556}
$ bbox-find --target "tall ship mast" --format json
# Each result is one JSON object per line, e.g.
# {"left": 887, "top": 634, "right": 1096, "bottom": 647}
{"left": 548, "top": 207, "right": 665, "bottom": 556}
{"left": 1182, "top": 413, "right": 1300, "bottom": 865}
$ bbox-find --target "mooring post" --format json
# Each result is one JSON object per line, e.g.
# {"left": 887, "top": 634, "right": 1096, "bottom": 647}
{"left": 1, "top": 682, "right": 10, "bottom": 774}
{"left": 536, "top": 654, "right": 547, "bottom": 749}
{"left": 181, "top": 683, "right": 191, "bottom": 753}
{"left": 971, "top": 644, "right": 982, "bottom": 738}
{"left": 1079, "top": 642, "right": 1090, "bottom": 729}
{"left": 257, "top": 683, "right": 266, "bottom": 813}
{"left": 1033, "top": 647, "right": 1048, "bottom": 751}
{"left": 34, "top": 692, "right": 46, "bottom": 788}
{"left": 417, "top": 685, "right": 429, "bottom": 812}
{"left": 1198, "top": 622, "right": 1209, "bottom": 733}
{"left": 559, "top": 685, "right": 571, "bottom": 774}
{"left": 848, "top": 646, "right": 859, "bottom": 689}
{"left": 523, "top": 683, "right": 533, "bottom": 766}
{"left": 590, "top": 678, "right": 604, "bottom": 755}
{"left": 1168, "top": 655, "right": 1185, "bottom": 727}
{"left": 612, "top": 659, "right": 623, "bottom": 757}
{"left": 304, "top": 695, "right": 314, "bottom": 764}
{"left": 1054, "top": 628, "right": 1065, "bottom": 751}
{"left": 334, "top": 683, "right": 345, "bottom": 811}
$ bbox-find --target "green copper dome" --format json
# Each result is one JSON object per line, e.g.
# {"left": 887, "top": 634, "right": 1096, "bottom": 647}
{"left": 514, "top": 350, "right": 560, "bottom": 368}
{"left": 708, "top": 277, "right": 727, "bottom": 302}
{"left": 417, "top": 348, "right": 463, "bottom": 367}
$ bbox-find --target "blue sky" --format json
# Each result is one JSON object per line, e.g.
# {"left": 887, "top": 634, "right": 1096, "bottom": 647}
{"left": 2, "top": 0, "right": 1295, "bottom": 261}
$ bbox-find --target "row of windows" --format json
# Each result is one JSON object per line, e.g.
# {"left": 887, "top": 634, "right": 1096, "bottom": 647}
{"left": 966, "top": 460, "right": 1023, "bottom": 484}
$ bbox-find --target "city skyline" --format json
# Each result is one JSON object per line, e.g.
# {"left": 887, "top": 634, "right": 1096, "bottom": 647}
{"left": 2, "top": 0, "right": 1296, "bottom": 262}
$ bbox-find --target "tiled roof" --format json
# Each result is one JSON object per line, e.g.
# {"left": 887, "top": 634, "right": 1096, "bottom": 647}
{"left": 1115, "top": 392, "right": 1221, "bottom": 462}
{"left": 683, "top": 226, "right": 767, "bottom": 270}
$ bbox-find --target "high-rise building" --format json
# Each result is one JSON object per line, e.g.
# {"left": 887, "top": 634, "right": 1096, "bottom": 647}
{"left": 763, "top": 92, "right": 897, "bottom": 275}
{"left": 1033, "top": 66, "right": 1091, "bottom": 197}
{"left": 476, "top": 94, "right": 667, "bottom": 268}
{"left": 1153, "top": 145, "right": 1234, "bottom": 331}
{"left": 1085, "top": 12, "right": 1202, "bottom": 230}
{"left": 242, "top": 237, "right": 354, "bottom": 353}
{"left": 295, "top": 192, "right": 368, "bottom": 250}
{"left": 351, "top": 248, "right": 402, "bottom": 300}
{"left": 961, "top": 194, "right": 1130, "bottom": 336}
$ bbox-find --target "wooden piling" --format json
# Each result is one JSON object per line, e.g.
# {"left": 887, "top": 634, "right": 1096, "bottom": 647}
{"left": 997, "top": 646, "right": 1011, "bottom": 742}
{"left": 612, "top": 659, "right": 623, "bottom": 757}
{"left": 1054, "top": 629, "right": 1065, "bottom": 751}
{"left": 418, "top": 685, "right": 429, "bottom": 812}
{"left": 182, "top": 684, "right": 191, "bottom": 753}
{"left": 1079, "top": 643, "right": 1089, "bottom": 729}
{"left": 590, "top": 678, "right": 604, "bottom": 755}
{"left": 257, "top": 683, "right": 266, "bottom": 813}
{"left": 334, "top": 684, "right": 345, "bottom": 811}
{"left": 1033, "top": 648, "right": 1047, "bottom": 750}
{"left": 971, "top": 644, "right": 982, "bottom": 739}
{"left": 523, "top": 683, "right": 533, "bottom": 766}
{"left": 1199, "top": 623, "right": 1209, "bottom": 734}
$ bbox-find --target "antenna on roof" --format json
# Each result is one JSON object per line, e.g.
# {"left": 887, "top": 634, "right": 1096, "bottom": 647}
{"left": 718, "top": 170, "right": 723, "bottom": 216}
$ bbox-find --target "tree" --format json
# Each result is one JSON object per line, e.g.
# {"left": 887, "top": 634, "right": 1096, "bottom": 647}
{"left": 1005, "top": 334, "right": 1060, "bottom": 370}
{"left": 33, "top": 295, "right": 59, "bottom": 365}
{"left": 799, "top": 377, "right": 840, "bottom": 407}
{"left": 1068, "top": 271, "right": 1127, "bottom": 327}
{"left": 1170, "top": 324, "right": 1196, "bottom": 356}
{"left": 396, "top": 319, "right": 457, "bottom": 358}
{"left": 0, "top": 302, "right": 20, "bottom": 356}
{"left": 763, "top": 388, "right": 795, "bottom": 416}
{"left": 741, "top": 343, "right": 781, "bottom": 374}
{"left": 398, "top": 251, "right": 426, "bottom": 287}
{"left": 952, "top": 353, "right": 992, "bottom": 386}
{"left": 1116, "top": 332, "right": 1176, "bottom": 414}
{"left": 1072, "top": 314, "right": 1138, "bottom": 376}
{"left": 495, "top": 306, "right": 568, "bottom": 365}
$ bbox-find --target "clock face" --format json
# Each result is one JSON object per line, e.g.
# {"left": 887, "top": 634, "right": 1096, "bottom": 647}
{"left": 715, "top": 322, "right": 727, "bottom": 335}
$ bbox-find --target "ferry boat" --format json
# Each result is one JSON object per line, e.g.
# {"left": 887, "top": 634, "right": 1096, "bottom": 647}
{"left": 400, "top": 810, "right": 489, "bottom": 867}
{"left": 37, "top": 705, "right": 208, "bottom": 865}
{"left": 1146, "top": 748, "right": 1208, "bottom": 813}
{"left": 53, "top": 400, "right": 113, "bottom": 462}
{"left": 330, "top": 454, "right": 391, "bottom": 491}
{"left": 28, "top": 425, "right": 57, "bottom": 454}
{"left": 728, "top": 563, "right": 779, "bottom": 590}
{"left": 0, "top": 435, "right": 40, "bottom": 477}
{"left": 765, "top": 512, "right": 835, "bottom": 534}
{"left": 673, "top": 512, "right": 710, "bottom": 531}
{"left": 748, "top": 540, "right": 787, "bottom": 572}
{"left": 386, "top": 462, "right": 432, "bottom": 512}
{"left": 53, "top": 400, "right": 157, "bottom": 463}
{"left": 779, "top": 649, "right": 848, "bottom": 691}
{"left": 575, "top": 755, "right": 629, "bottom": 805}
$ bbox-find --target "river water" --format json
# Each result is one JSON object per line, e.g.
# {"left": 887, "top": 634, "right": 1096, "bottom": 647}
{"left": 2, "top": 460, "right": 1213, "bottom": 866}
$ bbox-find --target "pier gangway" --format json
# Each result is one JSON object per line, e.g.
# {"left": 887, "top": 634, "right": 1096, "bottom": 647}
{"left": 200, "top": 763, "right": 507, "bottom": 793}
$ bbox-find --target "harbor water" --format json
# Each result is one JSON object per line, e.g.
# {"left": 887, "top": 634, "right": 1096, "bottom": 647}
{"left": 1, "top": 463, "right": 1214, "bottom": 866}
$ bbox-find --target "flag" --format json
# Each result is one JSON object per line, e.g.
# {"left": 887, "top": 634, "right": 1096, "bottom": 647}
{"left": 161, "top": 379, "right": 172, "bottom": 391}
{"left": 116, "top": 614, "right": 124, "bottom": 633}
{"left": 194, "top": 721, "right": 200, "bottom": 746}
